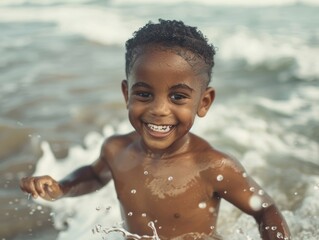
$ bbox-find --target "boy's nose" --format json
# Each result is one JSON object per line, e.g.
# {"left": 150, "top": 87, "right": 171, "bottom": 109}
{"left": 149, "top": 98, "right": 170, "bottom": 116}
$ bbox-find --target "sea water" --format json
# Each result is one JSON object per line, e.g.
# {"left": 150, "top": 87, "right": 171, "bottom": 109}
{"left": 0, "top": 0, "right": 318, "bottom": 239}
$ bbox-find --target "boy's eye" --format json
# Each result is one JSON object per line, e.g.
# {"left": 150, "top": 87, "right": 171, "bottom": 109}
{"left": 170, "top": 93, "right": 188, "bottom": 102}
{"left": 135, "top": 92, "right": 152, "bottom": 99}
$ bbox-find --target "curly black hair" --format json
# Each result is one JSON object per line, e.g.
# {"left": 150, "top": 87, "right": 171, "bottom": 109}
{"left": 125, "top": 19, "right": 216, "bottom": 84}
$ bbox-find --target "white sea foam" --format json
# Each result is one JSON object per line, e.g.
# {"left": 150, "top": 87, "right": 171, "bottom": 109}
{"left": 218, "top": 29, "right": 319, "bottom": 80}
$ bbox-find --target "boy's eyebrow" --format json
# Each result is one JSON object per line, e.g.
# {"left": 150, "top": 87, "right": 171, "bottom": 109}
{"left": 170, "top": 83, "right": 194, "bottom": 92}
{"left": 131, "top": 82, "right": 152, "bottom": 90}
{"left": 131, "top": 82, "right": 194, "bottom": 92}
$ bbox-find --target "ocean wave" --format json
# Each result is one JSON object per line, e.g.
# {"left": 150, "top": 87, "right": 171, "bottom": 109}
{"left": 216, "top": 29, "right": 319, "bottom": 81}
{"left": 2, "top": 0, "right": 318, "bottom": 7}
{"left": 1, "top": 4, "right": 318, "bottom": 81}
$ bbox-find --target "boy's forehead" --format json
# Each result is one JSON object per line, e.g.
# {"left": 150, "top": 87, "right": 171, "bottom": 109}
{"left": 129, "top": 44, "right": 210, "bottom": 83}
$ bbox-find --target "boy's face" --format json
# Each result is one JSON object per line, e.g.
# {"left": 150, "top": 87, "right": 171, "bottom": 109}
{"left": 122, "top": 48, "right": 214, "bottom": 153}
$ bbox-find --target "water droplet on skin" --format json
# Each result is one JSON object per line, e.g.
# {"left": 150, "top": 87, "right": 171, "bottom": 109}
{"left": 216, "top": 174, "right": 224, "bottom": 181}
{"left": 242, "top": 172, "right": 247, "bottom": 178}
{"left": 249, "top": 195, "right": 262, "bottom": 211}
{"left": 277, "top": 232, "right": 284, "bottom": 239}
{"left": 265, "top": 226, "right": 270, "bottom": 230}
{"left": 144, "top": 171, "right": 149, "bottom": 175}
{"left": 96, "top": 206, "right": 101, "bottom": 211}
{"left": 271, "top": 226, "right": 277, "bottom": 231}
{"left": 262, "top": 202, "right": 269, "bottom": 208}
{"left": 141, "top": 213, "right": 147, "bottom": 217}
{"left": 127, "top": 212, "right": 133, "bottom": 216}
{"left": 258, "top": 189, "right": 264, "bottom": 195}
{"left": 209, "top": 207, "right": 215, "bottom": 213}
{"left": 131, "top": 189, "right": 137, "bottom": 194}
{"left": 168, "top": 176, "right": 173, "bottom": 181}
{"left": 249, "top": 187, "right": 255, "bottom": 192}
{"left": 294, "top": 192, "right": 298, "bottom": 196}
{"left": 198, "top": 202, "right": 207, "bottom": 209}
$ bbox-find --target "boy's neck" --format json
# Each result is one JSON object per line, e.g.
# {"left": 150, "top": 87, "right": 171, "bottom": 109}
{"left": 139, "top": 134, "right": 192, "bottom": 160}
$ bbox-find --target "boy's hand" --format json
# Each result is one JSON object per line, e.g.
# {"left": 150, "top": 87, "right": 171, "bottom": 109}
{"left": 20, "top": 176, "right": 64, "bottom": 201}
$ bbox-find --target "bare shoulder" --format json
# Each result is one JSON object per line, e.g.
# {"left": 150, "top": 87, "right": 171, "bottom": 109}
{"left": 100, "top": 131, "right": 138, "bottom": 161}
{"left": 190, "top": 133, "right": 245, "bottom": 176}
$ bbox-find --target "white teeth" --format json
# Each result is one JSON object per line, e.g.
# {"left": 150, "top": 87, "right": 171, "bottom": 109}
{"left": 147, "top": 123, "right": 172, "bottom": 133}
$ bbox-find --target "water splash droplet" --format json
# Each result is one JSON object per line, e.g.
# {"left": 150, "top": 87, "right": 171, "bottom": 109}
{"left": 249, "top": 195, "right": 262, "bottom": 211}
{"left": 216, "top": 174, "right": 224, "bottom": 181}
{"left": 262, "top": 202, "right": 269, "bottom": 208}
{"left": 198, "top": 202, "right": 207, "bottom": 209}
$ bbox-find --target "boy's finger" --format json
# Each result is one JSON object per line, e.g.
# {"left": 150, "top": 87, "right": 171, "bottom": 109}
{"left": 25, "top": 178, "right": 39, "bottom": 199}
{"left": 34, "top": 178, "right": 49, "bottom": 197}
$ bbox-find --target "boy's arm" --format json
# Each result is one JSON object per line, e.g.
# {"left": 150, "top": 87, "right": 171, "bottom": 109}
{"left": 20, "top": 140, "right": 112, "bottom": 201}
{"left": 58, "top": 156, "right": 112, "bottom": 198}
{"left": 213, "top": 157, "right": 291, "bottom": 240}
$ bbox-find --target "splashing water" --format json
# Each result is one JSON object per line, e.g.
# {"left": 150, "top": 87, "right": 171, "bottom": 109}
{"left": 101, "top": 221, "right": 160, "bottom": 240}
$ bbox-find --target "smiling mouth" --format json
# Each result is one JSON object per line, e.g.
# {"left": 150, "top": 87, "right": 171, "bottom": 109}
{"left": 147, "top": 123, "right": 174, "bottom": 133}
{"left": 145, "top": 123, "right": 175, "bottom": 138}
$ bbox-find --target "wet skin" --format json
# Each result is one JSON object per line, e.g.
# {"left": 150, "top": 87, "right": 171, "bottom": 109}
{"left": 20, "top": 49, "right": 291, "bottom": 240}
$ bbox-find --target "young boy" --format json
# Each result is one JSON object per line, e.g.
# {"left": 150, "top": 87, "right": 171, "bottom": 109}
{"left": 20, "top": 19, "right": 291, "bottom": 240}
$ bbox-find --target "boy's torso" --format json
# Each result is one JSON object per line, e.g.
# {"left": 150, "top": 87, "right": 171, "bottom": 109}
{"left": 104, "top": 132, "right": 225, "bottom": 239}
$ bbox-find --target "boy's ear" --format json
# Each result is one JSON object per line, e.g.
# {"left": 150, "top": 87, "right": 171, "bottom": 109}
{"left": 197, "top": 87, "right": 215, "bottom": 117}
{"left": 121, "top": 80, "right": 129, "bottom": 108}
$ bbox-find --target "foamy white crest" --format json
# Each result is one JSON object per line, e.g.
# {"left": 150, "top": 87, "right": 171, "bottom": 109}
{"left": 0, "top": 6, "right": 138, "bottom": 45}
{"left": 218, "top": 29, "right": 319, "bottom": 80}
